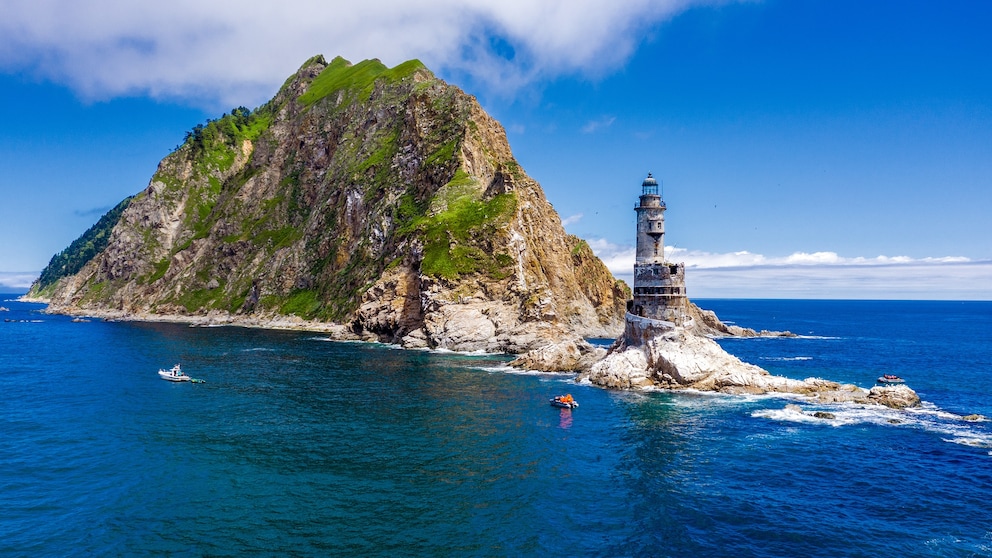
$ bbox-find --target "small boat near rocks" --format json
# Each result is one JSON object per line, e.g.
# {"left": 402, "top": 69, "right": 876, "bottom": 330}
{"left": 877, "top": 374, "right": 906, "bottom": 384}
{"left": 550, "top": 394, "right": 578, "bottom": 409}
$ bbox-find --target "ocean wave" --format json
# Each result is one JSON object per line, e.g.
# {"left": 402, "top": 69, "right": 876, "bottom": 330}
{"left": 925, "top": 534, "right": 992, "bottom": 556}
{"left": 429, "top": 347, "right": 501, "bottom": 357}
{"left": 472, "top": 364, "right": 575, "bottom": 379}
{"left": 754, "top": 401, "right": 992, "bottom": 450}
{"left": 718, "top": 334, "right": 842, "bottom": 341}
{"left": 305, "top": 336, "right": 370, "bottom": 344}
{"left": 944, "top": 436, "right": 992, "bottom": 449}
{"left": 753, "top": 407, "right": 847, "bottom": 425}
{"left": 678, "top": 388, "right": 808, "bottom": 404}
{"left": 759, "top": 356, "right": 813, "bottom": 361}
{"left": 304, "top": 336, "right": 505, "bottom": 356}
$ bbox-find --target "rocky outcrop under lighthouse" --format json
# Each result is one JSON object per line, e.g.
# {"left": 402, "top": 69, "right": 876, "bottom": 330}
{"left": 511, "top": 310, "right": 921, "bottom": 409}
{"left": 576, "top": 313, "right": 921, "bottom": 409}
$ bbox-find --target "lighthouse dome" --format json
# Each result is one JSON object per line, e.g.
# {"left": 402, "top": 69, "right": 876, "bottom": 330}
{"left": 641, "top": 173, "right": 659, "bottom": 195}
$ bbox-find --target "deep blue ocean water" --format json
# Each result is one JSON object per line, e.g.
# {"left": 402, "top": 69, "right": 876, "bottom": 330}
{"left": 1, "top": 298, "right": 991, "bottom": 556}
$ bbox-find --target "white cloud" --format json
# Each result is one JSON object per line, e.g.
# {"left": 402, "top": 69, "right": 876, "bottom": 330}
{"left": 580, "top": 116, "right": 616, "bottom": 134}
{"left": 0, "top": 272, "right": 38, "bottom": 292}
{"left": 560, "top": 213, "right": 583, "bottom": 227}
{"left": 0, "top": 0, "right": 706, "bottom": 109}
{"left": 585, "top": 239, "right": 992, "bottom": 300}
{"left": 685, "top": 261, "right": 992, "bottom": 300}
{"left": 586, "top": 238, "right": 635, "bottom": 273}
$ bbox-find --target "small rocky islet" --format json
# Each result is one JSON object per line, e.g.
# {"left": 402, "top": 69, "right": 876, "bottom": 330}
{"left": 27, "top": 55, "right": 928, "bottom": 411}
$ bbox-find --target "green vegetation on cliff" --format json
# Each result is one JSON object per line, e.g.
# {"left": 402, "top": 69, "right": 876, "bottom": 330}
{"left": 32, "top": 196, "right": 133, "bottom": 294}
{"left": 34, "top": 55, "right": 626, "bottom": 343}
{"left": 183, "top": 105, "right": 273, "bottom": 175}
{"left": 408, "top": 170, "right": 517, "bottom": 280}
{"left": 300, "top": 57, "right": 426, "bottom": 106}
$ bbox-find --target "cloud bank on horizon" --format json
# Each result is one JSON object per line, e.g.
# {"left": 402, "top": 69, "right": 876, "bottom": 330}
{"left": 0, "top": 272, "right": 40, "bottom": 292}
{"left": 0, "top": 0, "right": 702, "bottom": 109}
{"left": 13, "top": 244, "right": 988, "bottom": 299}
{"left": 586, "top": 238, "right": 992, "bottom": 300}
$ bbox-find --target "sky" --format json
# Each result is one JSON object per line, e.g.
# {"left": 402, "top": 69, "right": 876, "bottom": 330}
{"left": 1, "top": 0, "right": 990, "bottom": 299}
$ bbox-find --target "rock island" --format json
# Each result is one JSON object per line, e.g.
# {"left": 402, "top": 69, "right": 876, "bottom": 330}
{"left": 27, "top": 55, "right": 627, "bottom": 353}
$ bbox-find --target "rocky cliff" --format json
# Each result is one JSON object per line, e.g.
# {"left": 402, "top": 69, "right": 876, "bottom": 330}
{"left": 31, "top": 55, "right": 628, "bottom": 351}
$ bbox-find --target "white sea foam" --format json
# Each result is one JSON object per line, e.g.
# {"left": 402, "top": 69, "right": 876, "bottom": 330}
{"left": 944, "top": 436, "right": 992, "bottom": 449}
{"left": 473, "top": 364, "right": 573, "bottom": 379}
{"left": 791, "top": 335, "right": 842, "bottom": 340}
{"left": 306, "top": 336, "right": 368, "bottom": 344}
{"left": 753, "top": 407, "right": 845, "bottom": 425}
{"left": 755, "top": 400, "right": 992, "bottom": 450}
{"left": 759, "top": 356, "right": 813, "bottom": 361}
{"left": 434, "top": 348, "right": 498, "bottom": 357}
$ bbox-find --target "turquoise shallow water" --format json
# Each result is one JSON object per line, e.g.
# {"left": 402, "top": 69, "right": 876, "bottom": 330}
{"left": 1, "top": 299, "right": 991, "bottom": 556}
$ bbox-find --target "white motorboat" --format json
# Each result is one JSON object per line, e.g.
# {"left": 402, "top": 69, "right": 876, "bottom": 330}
{"left": 158, "top": 364, "right": 191, "bottom": 382}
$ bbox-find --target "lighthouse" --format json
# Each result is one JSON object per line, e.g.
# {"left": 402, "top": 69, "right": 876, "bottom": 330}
{"left": 630, "top": 173, "right": 687, "bottom": 325}
{"left": 635, "top": 173, "right": 666, "bottom": 263}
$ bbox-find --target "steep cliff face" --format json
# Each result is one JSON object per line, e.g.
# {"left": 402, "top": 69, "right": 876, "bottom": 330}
{"left": 34, "top": 55, "right": 627, "bottom": 351}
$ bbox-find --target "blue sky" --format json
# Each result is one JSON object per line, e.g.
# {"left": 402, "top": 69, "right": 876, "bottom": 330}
{"left": 1, "top": 0, "right": 990, "bottom": 299}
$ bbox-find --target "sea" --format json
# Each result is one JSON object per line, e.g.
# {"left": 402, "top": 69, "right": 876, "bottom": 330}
{"left": 1, "top": 298, "right": 991, "bottom": 557}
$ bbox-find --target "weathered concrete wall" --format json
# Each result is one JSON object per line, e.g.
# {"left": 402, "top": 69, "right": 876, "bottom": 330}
{"left": 635, "top": 191, "right": 666, "bottom": 264}
{"left": 630, "top": 262, "right": 687, "bottom": 325}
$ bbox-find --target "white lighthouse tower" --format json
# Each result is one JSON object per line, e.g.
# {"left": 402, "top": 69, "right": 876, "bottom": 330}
{"left": 630, "top": 173, "right": 687, "bottom": 325}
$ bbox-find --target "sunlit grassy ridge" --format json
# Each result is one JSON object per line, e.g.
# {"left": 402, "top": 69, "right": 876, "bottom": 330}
{"left": 299, "top": 57, "right": 427, "bottom": 106}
